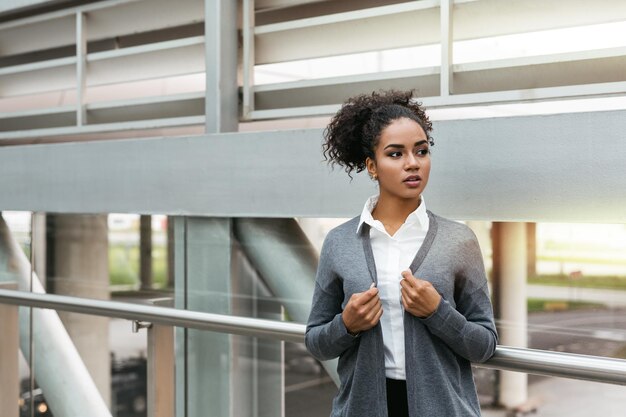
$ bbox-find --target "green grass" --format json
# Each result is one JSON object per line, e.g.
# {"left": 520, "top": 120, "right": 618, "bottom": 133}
{"left": 527, "top": 298, "right": 605, "bottom": 313}
{"left": 109, "top": 244, "right": 167, "bottom": 288}
{"left": 528, "top": 274, "right": 626, "bottom": 291}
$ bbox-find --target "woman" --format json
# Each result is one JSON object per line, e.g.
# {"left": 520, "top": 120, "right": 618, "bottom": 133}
{"left": 305, "top": 90, "right": 498, "bottom": 417}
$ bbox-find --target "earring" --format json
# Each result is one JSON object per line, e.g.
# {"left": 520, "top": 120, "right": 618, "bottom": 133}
{"left": 371, "top": 173, "right": 378, "bottom": 181}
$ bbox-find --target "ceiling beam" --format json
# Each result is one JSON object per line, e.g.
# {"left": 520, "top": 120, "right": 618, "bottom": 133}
{"left": 2, "top": 109, "right": 626, "bottom": 223}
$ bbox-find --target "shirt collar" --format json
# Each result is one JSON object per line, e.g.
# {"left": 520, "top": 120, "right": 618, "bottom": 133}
{"left": 356, "top": 194, "right": 428, "bottom": 235}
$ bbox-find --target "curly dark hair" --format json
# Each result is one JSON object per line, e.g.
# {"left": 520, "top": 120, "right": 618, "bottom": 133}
{"left": 322, "top": 90, "right": 433, "bottom": 177}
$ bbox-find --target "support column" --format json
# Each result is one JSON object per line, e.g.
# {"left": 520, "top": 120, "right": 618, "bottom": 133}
{"left": 140, "top": 215, "right": 153, "bottom": 290}
{"left": 0, "top": 282, "right": 18, "bottom": 417}
{"left": 527, "top": 223, "right": 537, "bottom": 277}
{"left": 440, "top": 0, "right": 453, "bottom": 96}
{"left": 148, "top": 299, "right": 175, "bottom": 417}
{"left": 492, "top": 222, "right": 528, "bottom": 409}
{"left": 174, "top": 1, "right": 248, "bottom": 416}
{"left": 49, "top": 214, "right": 111, "bottom": 407}
{"left": 76, "top": 11, "right": 87, "bottom": 126}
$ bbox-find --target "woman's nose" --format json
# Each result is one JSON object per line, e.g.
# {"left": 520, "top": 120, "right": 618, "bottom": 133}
{"left": 405, "top": 153, "right": 420, "bottom": 169}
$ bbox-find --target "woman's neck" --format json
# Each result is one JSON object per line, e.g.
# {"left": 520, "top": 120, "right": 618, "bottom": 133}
{"left": 371, "top": 193, "right": 422, "bottom": 234}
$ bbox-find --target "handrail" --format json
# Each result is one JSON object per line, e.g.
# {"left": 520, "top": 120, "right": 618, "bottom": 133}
{"left": 1, "top": 288, "right": 625, "bottom": 386}
{"left": 0, "top": 289, "right": 304, "bottom": 343}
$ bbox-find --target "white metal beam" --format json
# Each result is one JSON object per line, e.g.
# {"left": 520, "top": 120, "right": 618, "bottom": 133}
{"left": 440, "top": 0, "right": 453, "bottom": 96}
{"left": 75, "top": 11, "right": 87, "bottom": 126}
{"left": 2, "top": 109, "right": 626, "bottom": 223}
{"left": 204, "top": 0, "right": 238, "bottom": 133}
{"left": 255, "top": 0, "right": 626, "bottom": 64}
{"left": 242, "top": 0, "right": 256, "bottom": 120}
{"left": 0, "top": 115, "right": 204, "bottom": 139}
{"left": 0, "top": 0, "right": 202, "bottom": 56}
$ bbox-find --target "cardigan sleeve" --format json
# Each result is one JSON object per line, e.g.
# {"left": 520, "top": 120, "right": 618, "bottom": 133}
{"left": 305, "top": 235, "right": 359, "bottom": 361}
{"left": 419, "top": 231, "right": 498, "bottom": 363}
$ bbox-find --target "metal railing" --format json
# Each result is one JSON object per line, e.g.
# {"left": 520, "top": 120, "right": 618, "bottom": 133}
{"left": 0, "top": 288, "right": 625, "bottom": 386}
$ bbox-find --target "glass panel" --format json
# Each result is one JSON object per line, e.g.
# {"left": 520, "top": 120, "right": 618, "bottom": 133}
{"left": 529, "top": 222, "right": 626, "bottom": 358}
{"left": 109, "top": 214, "right": 170, "bottom": 293}
{"left": 3, "top": 209, "right": 625, "bottom": 416}
{"left": 25, "top": 310, "right": 147, "bottom": 417}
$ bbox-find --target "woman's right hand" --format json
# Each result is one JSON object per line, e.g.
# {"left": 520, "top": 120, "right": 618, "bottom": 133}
{"left": 342, "top": 286, "right": 383, "bottom": 335}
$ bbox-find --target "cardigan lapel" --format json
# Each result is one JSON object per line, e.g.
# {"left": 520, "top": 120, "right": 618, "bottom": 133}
{"left": 359, "top": 223, "right": 378, "bottom": 286}
{"left": 407, "top": 210, "right": 438, "bottom": 274}
{"left": 360, "top": 211, "right": 439, "bottom": 284}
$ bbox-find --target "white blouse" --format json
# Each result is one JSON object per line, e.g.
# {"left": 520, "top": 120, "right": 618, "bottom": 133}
{"left": 356, "top": 194, "right": 429, "bottom": 380}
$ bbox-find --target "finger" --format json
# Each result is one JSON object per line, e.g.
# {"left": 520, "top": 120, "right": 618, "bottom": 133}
{"left": 401, "top": 269, "right": 415, "bottom": 280}
{"left": 363, "top": 292, "right": 381, "bottom": 310}
{"left": 374, "top": 306, "right": 384, "bottom": 322}
{"left": 364, "top": 302, "right": 382, "bottom": 322}
{"left": 401, "top": 293, "right": 409, "bottom": 310}
{"left": 354, "top": 287, "right": 378, "bottom": 305}
{"left": 400, "top": 278, "right": 411, "bottom": 290}
{"left": 357, "top": 282, "right": 376, "bottom": 300}
{"left": 401, "top": 284, "right": 417, "bottom": 302}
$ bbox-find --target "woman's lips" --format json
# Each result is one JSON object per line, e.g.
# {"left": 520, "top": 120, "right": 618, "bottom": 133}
{"left": 403, "top": 175, "right": 422, "bottom": 187}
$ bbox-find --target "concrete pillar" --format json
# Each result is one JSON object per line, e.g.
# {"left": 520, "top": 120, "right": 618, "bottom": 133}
{"left": 527, "top": 223, "right": 537, "bottom": 277}
{"left": 148, "top": 299, "right": 175, "bottom": 417}
{"left": 174, "top": 1, "right": 256, "bottom": 416}
{"left": 49, "top": 214, "right": 111, "bottom": 407}
{"left": 140, "top": 215, "right": 153, "bottom": 290}
{"left": 0, "top": 282, "right": 18, "bottom": 417}
{"left": 492, "top": 222, "right": 528, "bottom": 409}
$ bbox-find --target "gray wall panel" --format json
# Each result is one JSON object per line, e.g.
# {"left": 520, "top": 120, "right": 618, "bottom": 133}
{"left": 428, "top": 109, "right": 626, "bottom": 223}
{"left": 1, "top": 110, "right": 626, "bottom": 222}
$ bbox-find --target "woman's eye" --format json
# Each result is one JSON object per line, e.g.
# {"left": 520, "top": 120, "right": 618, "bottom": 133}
{"left": 388, "top": 151, "right": 402, "bottom": 158}
{"left": 416, "top": 148, "right": 429, "bottom": 156}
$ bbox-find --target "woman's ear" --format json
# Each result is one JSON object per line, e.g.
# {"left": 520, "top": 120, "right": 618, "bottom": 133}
{"left": 365, "top": 157, "right": 377, "bottom": 180}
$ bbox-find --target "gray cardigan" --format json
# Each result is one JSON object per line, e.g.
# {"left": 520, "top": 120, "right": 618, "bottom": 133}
{"left": 305, "top": 211, "right": 498, "bottom": 417}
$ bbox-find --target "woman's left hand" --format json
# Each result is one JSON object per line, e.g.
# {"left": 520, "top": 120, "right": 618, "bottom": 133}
{"left": 400, "top": 270, "right": 441, "bottom": 318}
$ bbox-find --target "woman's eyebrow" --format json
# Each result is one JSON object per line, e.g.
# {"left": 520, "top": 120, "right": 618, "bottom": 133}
{"left": 383, "top": 140, "right": 428, "bottom": 150}
{"left": 383, "top": 143, "right": 404, "bottom": 150}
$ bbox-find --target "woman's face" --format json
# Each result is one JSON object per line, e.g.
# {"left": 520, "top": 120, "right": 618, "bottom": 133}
{"left": 365, "top": 117, "right": 431, "bottom": 202}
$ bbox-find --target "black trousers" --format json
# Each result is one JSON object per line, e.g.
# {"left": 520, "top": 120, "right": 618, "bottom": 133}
{"left": 386, "top": 378, "right": 409, "bottom": 417}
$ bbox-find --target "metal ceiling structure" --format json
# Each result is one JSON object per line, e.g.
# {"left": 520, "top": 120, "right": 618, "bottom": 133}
{"left": 1, "top": 0, "right": 625, "bottom": 140}
{"left": 1, "top": 0, "right": 625, "bottom": 222}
